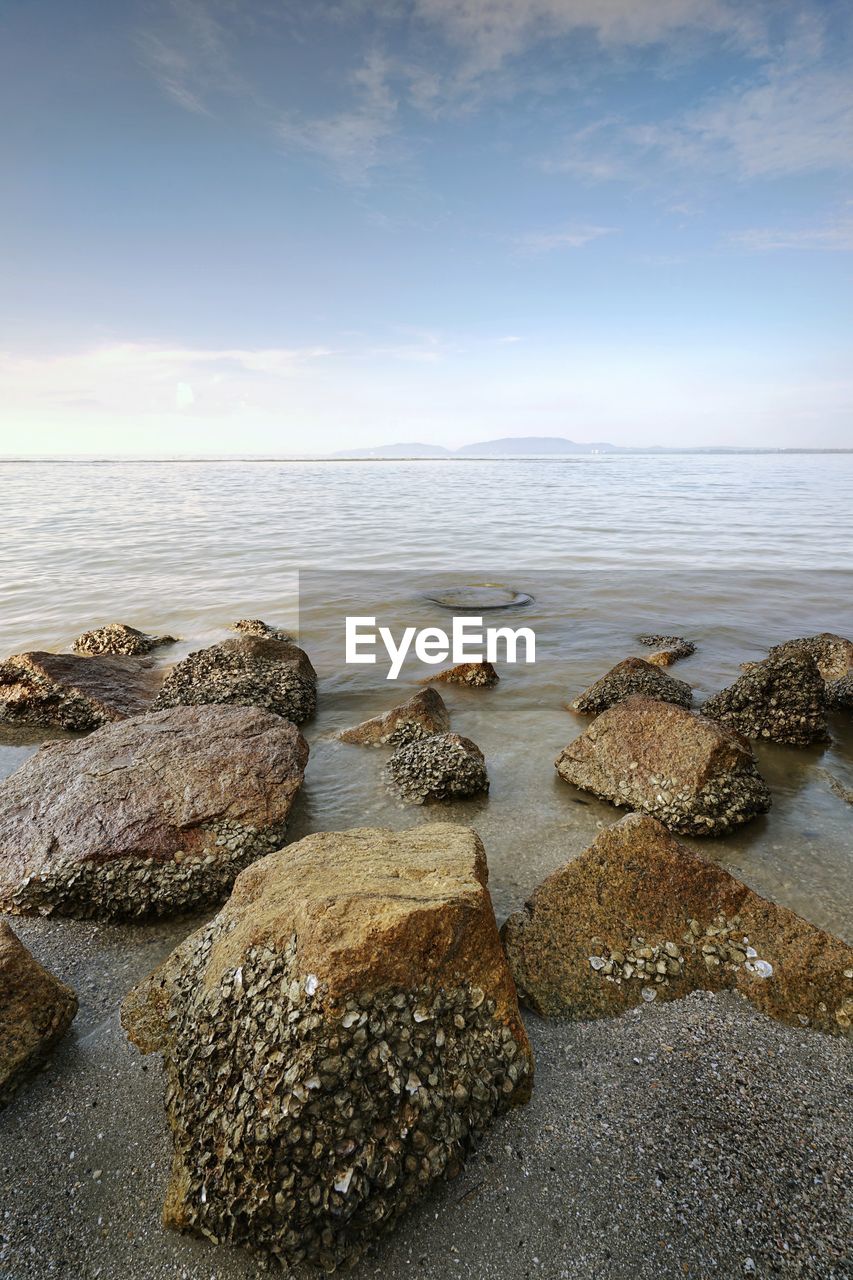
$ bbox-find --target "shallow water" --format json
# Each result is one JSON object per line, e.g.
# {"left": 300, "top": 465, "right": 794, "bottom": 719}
{"left": 0, "top": 455, "right": 851, "bottom": 938}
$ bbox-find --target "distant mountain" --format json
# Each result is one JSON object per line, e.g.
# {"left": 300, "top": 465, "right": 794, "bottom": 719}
{"left": 330, "top": 442, "right": 452, "bottom": 458}
{"left": 454, "top": 436, "right": 615, "bottom": 456}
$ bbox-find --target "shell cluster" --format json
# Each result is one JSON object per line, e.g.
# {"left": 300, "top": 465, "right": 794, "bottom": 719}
{"left": 702, "top": 653, "right": 829, "bottom": 746}
{"left": 385, "top": 733, "right": 489, "bottom": 804}
{"left": 571, "top": 659, "right": 693, "bottom": 715}
{"left": 588, "top": 936, "right": 685, "bottom": 988}
{"left": 609, "top": 765, "right": 771, "bottom": 836}
{"left": 0, "top": 657, "right": 107, "bottom": 731}
{"left": 230, "top": 619, "right": 291, "bottom": 641}
{"left": 154, "top": 640, "right": 316, "bottom": 723}
{"left": 71, "top": 622, "right": 175, "bottom": 656}
{"left": 637, "top": 634, "right": 696, "bottom": 663}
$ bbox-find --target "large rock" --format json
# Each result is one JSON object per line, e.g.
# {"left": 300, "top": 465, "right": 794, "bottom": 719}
{"left": 422, "top": 661, "right": 499, "bottom": 688}
{"left": 702, "top": 652, "right": 829, "bottom": 745}
{"left": 502, "top": 814, "right": 853, "bottom": 1036}
{"left": 570, "top": 657, "right": 693, "bottom": 715}
{"left": 765, "top": 633, "right": 853, "bottom": 682}
{"left": 72, "top": 622, "right": 176, "bottom": 656}
{"left": 1, "top": 924, "right": 78, "bottom": 1106}
{"left": 0, "top": 650, "right": 161, "bottom": 731}
{"left": 154, "top": 638, "right": 316, "bottom": 723}
{"left": 340, "top": 688, "right": 450, "bottom": 747}
{"left": 555, "top": 695, "right": 770, "bottom": 835}
{"left": 386, "top": 732, "right": 489, "bottom": 803}
{"left": 122, "top": 825, "right": 533, "bottom": 1270}
{"left": 0, "top": 705, "right": 307, "bottom": 919}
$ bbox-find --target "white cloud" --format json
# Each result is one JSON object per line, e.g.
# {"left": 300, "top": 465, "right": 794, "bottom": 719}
{"left": 729, "top": 217, "right": 853, "bottom": 252}
{"left": 513, "top": 223, "right": 615, "bottom": 253}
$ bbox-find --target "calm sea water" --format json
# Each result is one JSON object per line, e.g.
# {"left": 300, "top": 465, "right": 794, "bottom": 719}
{"left": 1, "top": 455, "right": 851, "bottom": 939}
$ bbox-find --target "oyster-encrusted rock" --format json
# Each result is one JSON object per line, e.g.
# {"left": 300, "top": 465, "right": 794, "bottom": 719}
{"left": 0, "top": 650, "right": 162, "bottom": 731}
{"left": 154, "top": 637, "right": 316, "bottom": 723}
{"left": 340, "top": 688, "right": 450, "bottom": 747}
{"left": 502, "top": 813, "right": 853, "bottom": 1037}
{"left": 72, "top": 622, "right": 176, "bottom": 656}
{"left": 422, "top": 661, "right": 499, "bottom": 688}
{"left": 637, "top": 634, "right": 695, "bottom": 665}
{"left": 386, "top": 732, "right": 489, "bottom": 804}
{"left": 764, "top": 633, "right": 853, "bottom": 682}
{"left": 230, "top": 619, "right": 291, "bottom": 640}
{"left": 555, "top": 695, "right": 770, "bottom": 835}
{"left": 1, "top": 923, "right": 78, "bottom": 1106}
{"left": 0, "top": 705, "right": 307, "bottom": 919}
{"left": 702, "top": 652, "right": 829, "bottom": 746}
{"left": 570, "top": 657, "right": 693, "bottom": 716}
{"left": 826, "top": 672, "right": 853, "bottom": 711}
{"left": 122, "top": 825, "right": 533, "bottom": 1271}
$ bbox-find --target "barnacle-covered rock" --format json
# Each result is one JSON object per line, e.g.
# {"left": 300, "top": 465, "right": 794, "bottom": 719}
{"left": 154, "top": 637, "right": 316, "bottom": 723}
{"left": 570, "top": 657, "right": 693, "bottom": 716}
{"left": 0, "top": 650, "right": 162, "bottom": 731}
{"left": 764, "top": 632, "right": 853, "bottom": 682}
{"left": 230, "top": 619, "right": 291, "bottom": 640}
{"left": 386, "top": 732, "right": 488, "bottom": 804}
{"left": 502, "top": 813, "right": 853, "bottom": 1037}
{"left": 827, "top": 672, "right": 853, "bottom": 711}
{"left": 637, "top": 634, "right": 696, "bottom": 665}
{"left": 555, "top": 695, "right": 770, "bottom": 836}
{"left": 72, "top": 622, "right": 176, "bottom": 656}
{"left": 0, "top": 705, "right": 307, "bottom": 919}
{"left": 340, "top": 688, "right": 450, "bottom": 747}
{"left": 702, "top": 652, "right": 829, "bottom": 746}
{"left": 422, "top": 661, "right": 499, "bottom": 688}
{"left": 122, "top": 825, "right": 533, "bottom": 1271}
{"left": 1, "top": 923, "right": 78, "bottom": 1106}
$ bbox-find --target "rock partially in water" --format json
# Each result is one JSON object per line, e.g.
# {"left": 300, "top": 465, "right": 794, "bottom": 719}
{"left": 637, "top": 634, "right": 696, "bottom": 664}
{"left": 0, "top": 650, "right": 162, "bottom": 731}
{"left": 121, "top": 825, "right": 533, "bottom": 1271}
{"left": 826, "top": 671, "right": 853, "bottom": 712}
{"left": 502, "top": 813, "right": 853, "bottom": 1036}
{"left": 570, "top": 657, "right": 693, "bottom": 716}
{"left": 154, "top": 637, "right": 316, "bottom": 723}
{"left": 72, "top": 622, "right": 177, "bottom": 657}
{"left": 0, "top": 705, "right": 307, "bottom": 920}
{"left": 765, "top": 632, "right": 853, "bottom": 682}
{"left": 340, "top": 688, "right": 450, "bottom": 747}
{"left": 702, "top": 652, "right": 829, "bottom": 746}
{"left": 555, "top": 695, "right": 770, "bottom": 835}
{"left": 230, "top": 619, "right": 291, "bottom": 640}
{"left": 386, "top": 732, "right": 489, "bottom": 804}
{"left": 422, "top": 661, "right": 499, "bottom": 688}
{"left": 1, "top": 922, "right": 78, "bottom": 1107}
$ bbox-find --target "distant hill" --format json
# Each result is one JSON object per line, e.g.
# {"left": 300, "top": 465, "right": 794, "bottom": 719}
{"left": 331, "top": 436, "right": 614, "bottom": 458}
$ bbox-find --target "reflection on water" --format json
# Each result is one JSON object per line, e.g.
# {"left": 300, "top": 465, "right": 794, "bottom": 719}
{"left": 0, "top": 458, "right": 851, "bottom": 940}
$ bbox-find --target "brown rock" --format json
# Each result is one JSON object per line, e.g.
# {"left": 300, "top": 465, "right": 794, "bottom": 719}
{"left": 1, "top": 923, "right": 78, "bottom": 1106}
{"left": 702, "top": 652, "right": 829, "bottom": 746}
{"left": 122, "top": 825, "right": 532, "bottom": 1270}
{"left": 422, "top": 661, "right": 499, "bottom": 688}
{"left": 827, "top": 672, "right": 853, "bottom": 711}
{"left": 502, "top": 813, "right": 853, "bottom": 1037}
{"left": 0, "top": 650, "right": 162, "bottom": 731}
{"left": 154, "top": 637, "right": 316, "bottom": 723}
{"left": 637, "top": 634, "right": 696, "bottom": 664}
{"left": 555, "top": 695, "right": 770, "bottom": 835}
{"left": 570, "top": 656, "right": 693, "bottom": 715}
{"left": 230, "top": 619, "right": 291, "bottom": 640}
{"left": 761, "top": 633, "right": 853, "bottom": 682}
{"left": 72, "top": 622, "right": 176, "bottom": 656}
{"left": 339, "top": 687, "right": 450, "bottom": 746}
{"left": 0, "top": 704, "right": 307, "bottom": 919}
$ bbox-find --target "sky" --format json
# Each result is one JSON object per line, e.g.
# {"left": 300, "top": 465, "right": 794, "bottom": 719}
{"left": 0, "top": 0, "right": 852, "bottom": 454}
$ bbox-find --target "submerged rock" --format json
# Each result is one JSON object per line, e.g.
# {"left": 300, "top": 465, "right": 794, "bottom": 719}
{"left": 230, "top": 619, "right": 291, "bottom": 640}
{"left": 0, "top": 650, "right": 162, "bottom": 731}
{"left": 386, "top": 732, "right": 489, "bottom": 804}
{"left": 702, "top": 652, "right": 829, "bottom": 746}
{"left": 637, "top": 634, "right": 696, "bottom": 664}
{"left": 122, "top": 825, "right": 533, "bottom": 1271}
{"left": 154, "top": 637, "right": 316, "bottom": 723}
{"left": 340, "top": 688, "right": 450, "bottom": 747}
{"left": 1, "top": 923, "right": 78, "bottom": 1106}
{"left": 0, "top": 705, "right": 307, "bottom": 919}
{"left": 765, "top": 633, "right": 853, "bottom": 682}
{"left": 570, "top": 657, "right": 693, "bottom": 715}
{"left": 555, "top": 695, "right": 770, "bottom": 835}
{"left": 72, "top": 622, "right": 176, "bottom": 656}
{"left": 423, "top": 661, "right": 499, "bottom": 688}
{"left": 502, "top": 813, "right": 853, "bottom": 1036}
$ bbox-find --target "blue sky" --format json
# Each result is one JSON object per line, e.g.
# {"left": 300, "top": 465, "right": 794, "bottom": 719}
{"left": 1, "top": 0, "right": 851, "bottom": 452}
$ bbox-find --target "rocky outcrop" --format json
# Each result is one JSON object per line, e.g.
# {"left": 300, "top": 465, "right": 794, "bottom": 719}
{"left": 765, "top": 633, "right": 853, "bottom": 682}
{"left": 827, "top": 672, "right": 853, "bottom": 711}
{"left": 637, "top": 634, "right": 695, "bottom": 665}
{"left": 0, "top": 650, "right": 162, "bottom": 731}
{"left": 422, "top": 661, "right": 499, "bottom": 688}
{"left": 555, "top": 695, "right": 770, "bottom": 835}
{"left": 702, "top": 652, "right": 829, "bottom": 745}
{"left": 230, "top": 619, "right": 291, "bottom": 640}
{"left": 1, "top": 924, "right": 78, "bottom": 1106}
{"left": 386, "top": 733, "right": 489, "bottom": 804}
{"left": 570, "top": 657, "right": 693, "bottom": 715}
{"left": 340, "top": 688, "right": 450, "bottom": 747}
{"left": 72, "top": 623, "right": 176, "bottom": 656}
{"left": 502, "top": 814, "right": 853, "bottom": 1036}
{"left": 154, "top": 638, "right": 316, "bottom": 723}
{"left": 122, "top": 825, "right": 533, "bottom": 1271}
{"left": 0, "top": 705, "right": 307, "bottom": 919}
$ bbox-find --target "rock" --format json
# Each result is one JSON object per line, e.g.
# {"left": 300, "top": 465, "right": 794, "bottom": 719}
{"left": 637, "top": 634, "right": 695, "bottom": 663}
{"left": 0, "top": 705, "right": 307, "bottom": 919}
{"left": 1, "top": 923, "right": 78, "bottom": 1106}
{"left": 0, "top": 650, "right": 162, "bottom": 731}
{"left": 765, "top": 633, "right": 853, "bottom": 682}
{"left": 570, "top": 657, "right": 693, "bottom": 715}
{"left": 154, "top": 638, "right": 316, "bottom": 723}
{"left": 422, "top": 661, "right": 499, "bottom": 688}
{"left": 230, "top": 619, "right": 291, "bottom": 640}
{"left": 340, "top": 688, "right": 450, "bottom": 747}
{"left": 386, "top": 733, "right": 489, "bottom": 804}
{"left": 827, "top": 672, "right": 853, "bottom": 711}
{"left": 702, "top": 652, "right": 829, "bottom": 746}
{"left": 501, "top": 813, "right": 853, "bottom": 1037}
{"left": 72, "top": 622, "right": 176, "bottom": 656}
{"left": 555, "top": 695, "right": 770, "bottom": 835}
{"left": 121, "top": 825, "right": 533, "bottom": 1271}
